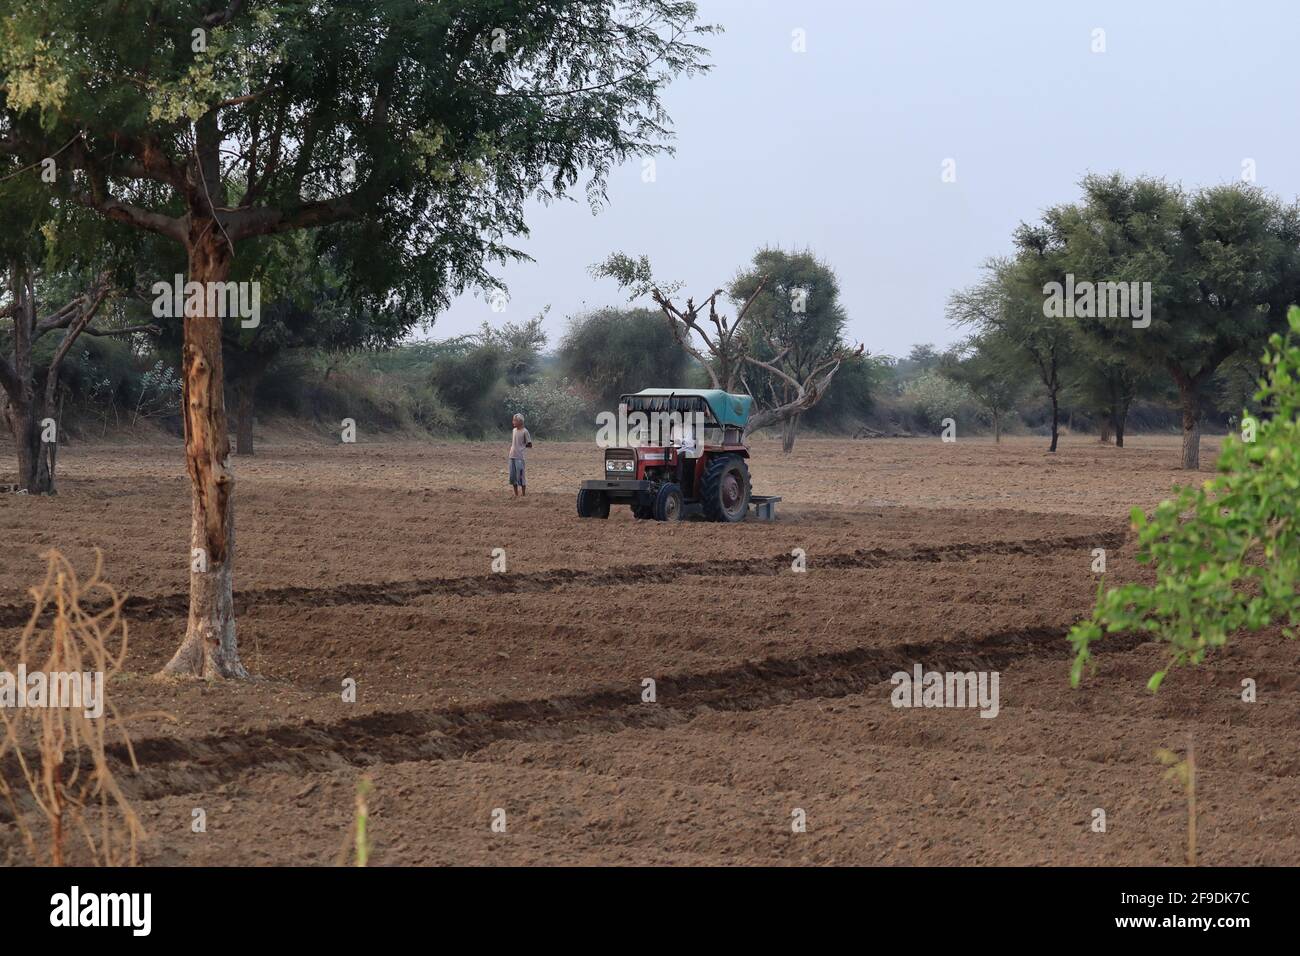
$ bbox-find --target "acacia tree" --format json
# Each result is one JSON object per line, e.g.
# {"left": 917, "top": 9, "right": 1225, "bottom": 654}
{"left": 939, "top": 334, "right": 1024, "bottom": 443}
{"left": 1069, "top": 351, "right": 1148, "bottom": 447}
{"left": 948, "top": 254, "right": 1075, "bottom": 453}
{"left": 1, "top": 0, "right": 714, "bottom": 677}
{"left": 593, "top": 252, "right": 858, "bottom": 432}
{"left": 1011, "top": 174, "right": 1300, "bottom": 469}
{"left": 727, "top": 248, "right": 849, "bottom": 452}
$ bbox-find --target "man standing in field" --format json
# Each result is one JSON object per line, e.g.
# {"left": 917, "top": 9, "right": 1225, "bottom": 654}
{"left": 509, "top": 413, "right": 532, "bottom": 497}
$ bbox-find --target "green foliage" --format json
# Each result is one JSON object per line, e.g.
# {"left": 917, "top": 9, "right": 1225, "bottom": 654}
{"left": 1070, "top": 306, "right": 1300, "bottom": 690}
{"left": 940, "top": 335, "right": 1025, "bottom": 434}
{"left": 729, "top": 248, "right": 847, "bottom": 378}
{"left": 1, "top": 1, "right": 717, "bottom": 315}
{"left": 1214, "top": 351, "right": 1267, "bottom": 420}
{"left": 428, "top": 344, "right": 505, "bottom": 435}
{"left": 478, "top": 311, "right": 548, "bottom": 386}
{"left": 557, "top": 307, "right": 687, "bottom": 406}
{"left": 901, "top": 369, "right": 973, "bottom": 432}
{"left": 131, "top": 359, "right": 182, "bottom": 424}
{"left": 501, "top": 377, "right": 589, "bottom": 436}
{"left": 1115, "top": 173, "right": 1300, "bottom": 378}
{"left": 949, "top": 175, "right": 1300, "bottom": 458}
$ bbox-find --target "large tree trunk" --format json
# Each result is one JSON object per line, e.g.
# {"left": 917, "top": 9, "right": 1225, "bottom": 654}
{"left": 1179, "top": 383, "right": 1201, "bottom": 470}
{"left": 992, "top": 409, "right": 1001, "bottom": 443}
{"left": 780, "top": 412, "right": 799, "bottom": 454}
{"left": 8, "top": 396, "right": 52, "bottom": 493}
{"left": 1114, "top": 407, "right": 1127, "bottom": 449}
{"left": 161, "top": 226, "right": 246, "bottom": 679}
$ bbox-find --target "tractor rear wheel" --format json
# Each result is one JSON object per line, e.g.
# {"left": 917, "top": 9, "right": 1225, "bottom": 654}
{"left": 701, "top": 455, "right": 750, "bottom": 522}
{"left": 576, "top": 489, "right": 610, "bottom": 519}
{"left": 653, "top": 483, "right": 683, "bottom": 522}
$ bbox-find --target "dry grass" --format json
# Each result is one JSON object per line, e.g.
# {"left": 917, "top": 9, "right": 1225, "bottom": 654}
{"left": 0, "top": 549, "right": 144, "bottom": 865}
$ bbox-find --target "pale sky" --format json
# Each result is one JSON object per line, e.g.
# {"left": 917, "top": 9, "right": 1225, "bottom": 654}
{"left": 432, "top": 0, "right": 1300, "bottom": 359}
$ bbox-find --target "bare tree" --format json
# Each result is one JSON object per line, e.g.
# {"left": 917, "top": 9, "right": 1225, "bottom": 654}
{"left": 593, "top": 253, "right": 859, "bottom": 431}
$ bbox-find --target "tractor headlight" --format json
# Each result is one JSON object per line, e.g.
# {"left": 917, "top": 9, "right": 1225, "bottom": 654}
{"left": 605, "top": 458, "right": 634, "bottom": 473}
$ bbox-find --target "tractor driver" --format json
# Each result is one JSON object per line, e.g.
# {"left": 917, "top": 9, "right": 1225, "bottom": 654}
{"left": 672, "top": 417, "right": 697, "bottom": 495}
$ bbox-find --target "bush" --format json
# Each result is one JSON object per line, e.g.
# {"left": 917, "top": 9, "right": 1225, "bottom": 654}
{"left": 501, "top": 377, "right": 590, "bottom": 437}
{"left": 428, "top": 345, "right": 504, "bottom": 436}
{"left": 1070, "top": 306, "right": 1300, "bottom": 690}
{"left": 900, "top": 369, "right": 976, "bottom": 432}
{"left": 558, "top": 308, "right": 687, "bottom": 407}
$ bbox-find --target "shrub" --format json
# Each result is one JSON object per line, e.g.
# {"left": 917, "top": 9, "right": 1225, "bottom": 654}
{"left": 900, "top": 369, "right": 975, "bottom": 432}
{"left": 429, "top": 345, "right": 504, "bottom": 435}
{"left": 502, "top": 377, "right": 590, "bottom": 437}
{"left": 1070, "top": 306, "right": 1300, "bottom": 690}
{"left": 558, "top": 308, "right": 687, "bottom": 407}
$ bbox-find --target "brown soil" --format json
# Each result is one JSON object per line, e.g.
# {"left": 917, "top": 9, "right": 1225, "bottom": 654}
{"left": 2, "top": 433, "right": 1295, "bottom": 866}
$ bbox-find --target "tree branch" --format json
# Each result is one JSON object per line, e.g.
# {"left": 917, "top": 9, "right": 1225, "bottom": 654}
{"left": 203, "top": 0, "right": 246, "bottom": 27}
{"left": 72, "top": 192, "right": 186, "bottom": 242}
{"left": 226, "top": 192, "right": 362, "bottom": 240}
{"left": 81, "top": 323, "right": 162, "bottom": 338}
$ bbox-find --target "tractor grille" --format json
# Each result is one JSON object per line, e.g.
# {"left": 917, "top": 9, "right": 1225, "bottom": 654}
{"left": 604, "top": 447, "right": 636, "bottom": 475}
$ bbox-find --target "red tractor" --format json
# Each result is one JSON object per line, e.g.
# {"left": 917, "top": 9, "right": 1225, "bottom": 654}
{"left": 576, "top": 388, "right": 781, "bottom": 522}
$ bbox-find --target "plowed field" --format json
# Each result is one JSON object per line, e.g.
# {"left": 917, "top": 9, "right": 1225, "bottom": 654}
{"left": 3, "top": 434, "right": 1296, "bottom": 865}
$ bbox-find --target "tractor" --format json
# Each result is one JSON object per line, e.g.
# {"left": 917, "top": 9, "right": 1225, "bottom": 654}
{"left": 576, "top": 388, "right": 781, "bottom": 522}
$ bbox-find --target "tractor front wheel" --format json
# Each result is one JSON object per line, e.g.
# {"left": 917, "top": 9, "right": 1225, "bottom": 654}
{"left": 576, "top": 489, "right": 610, "bottom": 519}
{"left": 653, "top": 483, "right": 683, "bottom": 522}
{"left": 701, "top": 455, "right": 750, "bottom": 522}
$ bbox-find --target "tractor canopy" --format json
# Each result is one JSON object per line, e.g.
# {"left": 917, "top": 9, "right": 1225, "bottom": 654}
{"left": 621, "top": 389, "right": 753, "bottom": 429}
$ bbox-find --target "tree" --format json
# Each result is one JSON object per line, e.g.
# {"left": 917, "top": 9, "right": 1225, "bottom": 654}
{"left": 728, "top": 248, "right": 849, "bottom": 452}
{"left": 948, "top": 255, "right": 1075, "bottom": 453}
{"left": 0, "top": 182, "right": 156, "bottom": 492}
{"left": 798, "top": 351, "right": 882, "bottom": 433}
{"left": 593, "top": 252, "right": 859, "bottom": 433}
{"left": 478, "top": 310, "right": 548, "bottom": 387}
{"left": 1, "top": 0, "right": 714, "bottom": 677}
{"left": 1022, "top": 174, "right": 1300, "bottom": 468}
{"left": 940, "top": 334, "right": 1024, "bottom": 442}
{"left": 558, "top": 306, "right": 688, "bottom": 406}
{"left": 1164, "top": 184, "right": 1300, "bottom": 468}
{"left": 898, "top": 343, "right": 942, "bottom": 379}
{"left": 428, "top": 340, "right": 504, "bottom": 435}
{"left": 0, "top": 265, "right": 118, "bottom": 492}
{"left": 1068, "top": 350, "right": 1149, "bottom": 447}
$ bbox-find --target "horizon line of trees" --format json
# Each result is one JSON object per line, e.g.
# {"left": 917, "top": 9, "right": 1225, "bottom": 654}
{"left": 946, "top": 172, "right": 1300, "bottom": 469}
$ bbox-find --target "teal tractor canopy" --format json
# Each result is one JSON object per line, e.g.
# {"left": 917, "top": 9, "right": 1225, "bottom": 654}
{"left": 622, "top": 389, "right": 753, "bottom": 428}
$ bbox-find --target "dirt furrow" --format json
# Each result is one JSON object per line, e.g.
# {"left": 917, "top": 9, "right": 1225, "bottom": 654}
{"left": 0, "top": 530, "right": 1127, "bottom": 629}
{"left": 0, "top": 620, "right": 1133, "bottom": 819}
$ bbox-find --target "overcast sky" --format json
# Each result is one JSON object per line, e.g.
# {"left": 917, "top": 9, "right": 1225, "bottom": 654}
{"left": 431, "top": 0, "right": 1300, "bottom": 359}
